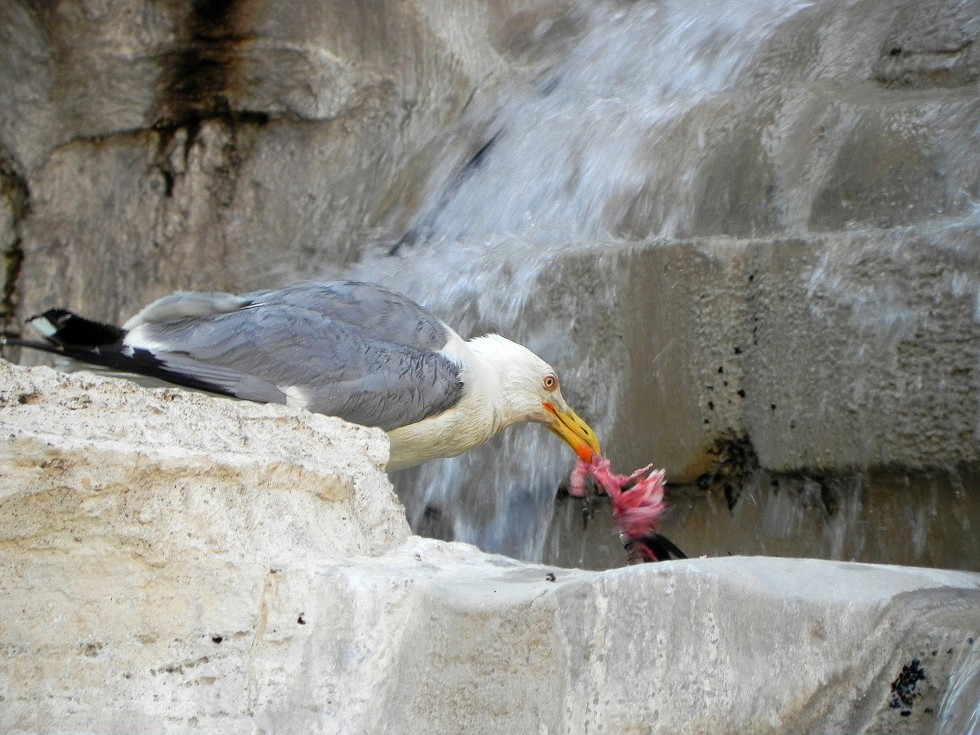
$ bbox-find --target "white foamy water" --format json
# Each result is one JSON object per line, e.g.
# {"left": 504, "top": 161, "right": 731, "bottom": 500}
{"left": 334, "top": 0, "right": 977, "bottom": 580}
{"left": 343, "top": 0, "right": 816, "bottom": 561}
{"left": 410, "top": 0, "right": 814, "bottom": 243}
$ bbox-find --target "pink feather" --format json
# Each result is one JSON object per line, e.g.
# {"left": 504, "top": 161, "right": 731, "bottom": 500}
{"left": 569, "top": 455, "right": 669, "bottom": 553}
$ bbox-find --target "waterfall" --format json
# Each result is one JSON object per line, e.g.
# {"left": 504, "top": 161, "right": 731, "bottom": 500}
{"left": 337, "top": 0, "right": 977, "bottom": 572}
{"left": 405, "top": 0, "right": 815, "bottom": 244}
{"left": 341, "top": 0, "right": 818, "bottom": 563}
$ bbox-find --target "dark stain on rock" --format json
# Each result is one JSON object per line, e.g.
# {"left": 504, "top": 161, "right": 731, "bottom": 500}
{"left": 414, "top": 503, "right": 453, "bottom": 542}
{"left": 889, "top": 658, "right": 926, "bottom": 716}
{"left": 154, "top": 0, "right": 268, "bottom": 130}
{"left": 80, "top": 641, "right": 103, "bottom": 657}
{"left": 696, "top": 432, "right": 759, "bottom": 510}
{"left": 0, "top": 152, "right": 29, "bottom": 337}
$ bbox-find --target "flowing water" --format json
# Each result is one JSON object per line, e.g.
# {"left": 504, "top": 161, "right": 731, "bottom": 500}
{"left": 339, "top": 0, "right": 979, "bottom": 573}
{"left": 405, "top": 0, "right": 815, "bottom": 243}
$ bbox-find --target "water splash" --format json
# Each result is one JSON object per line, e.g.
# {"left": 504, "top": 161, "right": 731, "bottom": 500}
{"left": 339, "top": 0, "right": 978, "bottom": 570}
{"left": 411, "top": 0, "right": 815, "bottom": 243}
{"left": 348, "top": 236, "right": 619, "bottom": 560}
{"left": 937, "top": 643, "right": 980, "bottom": 735}
{"left": 344, "top": 0, "right": 817, "bottom": 561}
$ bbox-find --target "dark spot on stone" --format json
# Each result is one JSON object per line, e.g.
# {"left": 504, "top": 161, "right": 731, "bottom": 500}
{"left": 417, "top": 503, "right": 453, "bottom": 541}
{"left": 161, "top": 169, "right": 176, "bottom": 198}
{"left": 707, "top": 401, "right": 714, "bottom": 410}
{"left": 724, "top": 484, "right": 736, "bottom": 510}
{"left": 695, "top": 432, "right": 758, "bottom": 508}
{"left": 211, "top": 635, "right": 222, "bottom": 644}
{"left": 153, "top": 0, "right": 269, "bottom": 130}
{"left": 789, "top": 421, "right": 796, "bottom": 429}
{"left": 297, "top": 614, "right": 306, "bottom": 625}
{"left": 770, "top": 403, "right": 777, "bottom": 411}
{"left": 736, "top": 389, "right": 746, "bottom": 398}
{"left": 734, "top": 346, "right": 742, "bottom": 355}
{"left": 819, "top": 481, "right": 838, "bottom": 516}
{"left": 717, "top": 366, "right": 724, "bottom": 374}
{"left": 463, "top": 132, "right": 500, "bottom": 171}
{"left": 889, "top": 658, "right": 925, "bottom": 711}
{"left": 81, "top": 642, "right": 103, "bottom": 657}
{"left": 890, "top": 46, "right": 903, "bottom": 56}
{"left": 545, "top": 572, "right": 556, "bottom": 582}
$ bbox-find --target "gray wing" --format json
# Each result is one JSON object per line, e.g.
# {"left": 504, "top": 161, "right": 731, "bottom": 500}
{"left": 123, "top": 281, "right": 465, "bottom": 431}
{"left": 244, "top": 281, "right": 452, "bottom": 352}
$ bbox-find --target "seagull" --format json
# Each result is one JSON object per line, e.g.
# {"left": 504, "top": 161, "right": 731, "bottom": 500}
{"left": 4, "top": 280, "right": 601, "bottom": 471}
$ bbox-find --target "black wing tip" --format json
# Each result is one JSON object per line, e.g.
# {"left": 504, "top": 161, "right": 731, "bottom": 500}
{"left": 27, "top": 309, "right": 125, "bottom": 348}
{"left": 1, "top": 334, "right": 237, "bottom": 402}
{"left": 625, "top": 533, "right": 688, "bottom": 564}
{"left": 1, "top": 333, "right": 74, "bottom": 357}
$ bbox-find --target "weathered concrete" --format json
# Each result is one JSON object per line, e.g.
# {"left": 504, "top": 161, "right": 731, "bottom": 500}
{"left": 0, "top": 362, "right": 978, "bottom": 735}
{"left": 533, "top": 228, "right": 980, "bottom": 481}
{"left": 0, "top": 0, "right": 583, "bottom": 321}
{"left": 0, "top": 361, "right": 408, "bottom": 559}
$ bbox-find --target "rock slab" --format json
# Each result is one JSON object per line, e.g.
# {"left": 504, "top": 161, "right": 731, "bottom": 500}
{"left": 1, "top": 362, "right": 978, "bottom": 734}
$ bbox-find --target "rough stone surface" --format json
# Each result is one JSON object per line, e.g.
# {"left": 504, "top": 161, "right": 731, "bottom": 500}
{"left": 0, "top": 0, "right": 582, "bottom": 321}
{"left": 0, "top": 361, "right": 408, "bottom": 560}
{"left": 0, "top": 361, "right": 978, "bottom": 735}
{"left": 534, "top": 228, "right": 980, "bottom": 481}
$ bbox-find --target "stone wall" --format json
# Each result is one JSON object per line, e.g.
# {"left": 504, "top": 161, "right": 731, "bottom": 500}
{"left": 2, "top": 0, "right": 976, "bottom": 482}
{"left": 0, "top": 0, "right": 583, "bottom": 323}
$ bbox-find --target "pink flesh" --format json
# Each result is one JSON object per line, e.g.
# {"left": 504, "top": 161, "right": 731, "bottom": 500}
{"left": 569, "top": 455, "right": 667, "bottom": 542}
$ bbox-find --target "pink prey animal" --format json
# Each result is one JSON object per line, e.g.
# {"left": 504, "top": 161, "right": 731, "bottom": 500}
{"left": 570, "top": 455, "right": 686, "bottom": 564}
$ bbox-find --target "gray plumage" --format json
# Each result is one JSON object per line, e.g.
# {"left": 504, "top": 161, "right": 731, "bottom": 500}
{"left": 121, "top": 281, "right": 465, "bottom": 431}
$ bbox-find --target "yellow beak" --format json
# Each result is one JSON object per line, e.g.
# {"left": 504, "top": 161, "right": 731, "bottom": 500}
{"left": 544, "top": 401, "right": 601, "bottom": 462}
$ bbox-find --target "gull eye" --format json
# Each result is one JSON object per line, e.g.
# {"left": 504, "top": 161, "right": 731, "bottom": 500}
{"left": 542, "top": 374, "right": 558, "bottom": 392}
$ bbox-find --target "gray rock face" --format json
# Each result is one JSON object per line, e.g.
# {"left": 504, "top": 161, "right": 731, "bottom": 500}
{"left": 1, "top": 362, "right": 978, "bottom": 734}
{"left": 0, "top": 0, "right": 581, "bottom": 320}
{"left": 2, "top": 0, "right": 976, "bottom": 480}
{"left": 535, "top": 229, "right": 980, "bottom": 480}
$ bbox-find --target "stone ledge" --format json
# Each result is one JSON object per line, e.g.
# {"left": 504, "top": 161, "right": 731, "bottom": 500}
{"left": 0, "top": 361, "right": 977, "bottom": 734}
{"left": 0, "top": 361, "right": 409, "bottom": 560}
